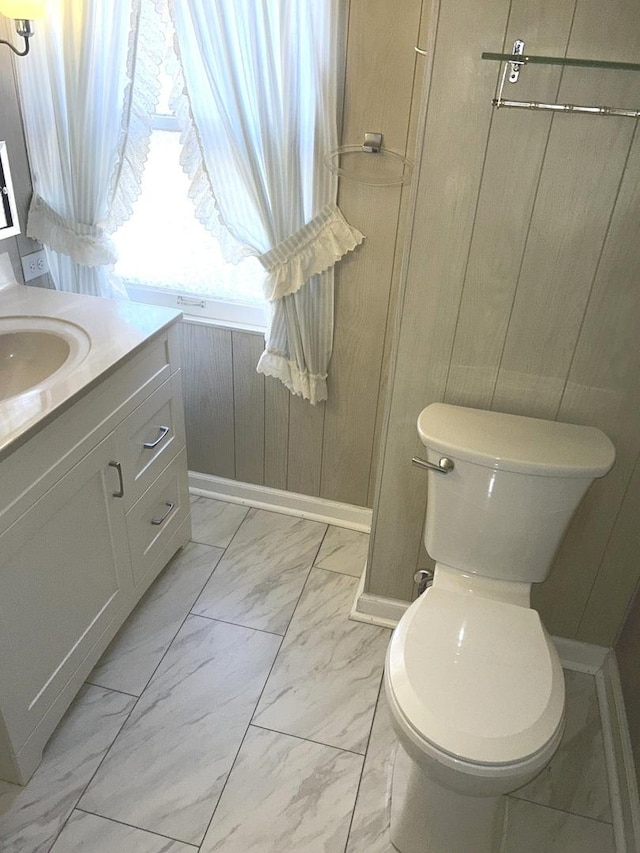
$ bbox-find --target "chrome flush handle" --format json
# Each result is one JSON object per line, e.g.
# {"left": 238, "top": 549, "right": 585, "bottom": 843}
{"left": 411, "top": 456, "right": 455, "bottom": 474}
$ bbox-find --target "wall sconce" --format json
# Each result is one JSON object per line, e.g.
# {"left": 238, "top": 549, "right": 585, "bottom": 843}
{"left": 0, "top": 0, "right": 44, "bottom": 57}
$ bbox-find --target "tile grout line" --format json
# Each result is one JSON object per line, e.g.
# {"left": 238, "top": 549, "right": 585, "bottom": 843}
{"left": 246, "top": 526, "right": 329, "bottom": 724}
{"left": 75, "top": 501, "right": 302, "bottom": 849}
{"left": 73, "top": 806, "right": 200, "bottom": 850}
{"left": 188, "top": 511, "right": 328, "bottom": 848}
{"left": 342, "top": 676, "right": 386, "bottom": 853}
{"left": 46, "top": 528, "right": 238, "bottom": 851}
{"left": 248, "top": 722, "right": 369, "bottom": 759}
{"left": 190, "top": 494, "right": 250, "bottom": 552}
{"left": 506, "top": 793, "right": 615, "bottom": 827}
{"left": 88, "top": 538, "right": 228, "bottom": 694}
{"left": 187, "top": 611, "right": 286, "bottom": 638}
{"left": 31, "top": 505, "right": 366, "bottom": 852}
{"left": 194, "top": 635, "right": 286, "bottom": 849}
{"left": 82, "top": 683, "right": 140, "bottom": 699}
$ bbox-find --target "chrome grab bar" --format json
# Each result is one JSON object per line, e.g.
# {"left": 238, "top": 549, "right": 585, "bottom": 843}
{"left": 411, "top": 456, "right": 455, "bottom": 475}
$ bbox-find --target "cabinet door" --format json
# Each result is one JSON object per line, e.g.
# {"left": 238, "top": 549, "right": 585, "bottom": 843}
{"left": 0, "top": 434, "right": 133, "bottom": 749}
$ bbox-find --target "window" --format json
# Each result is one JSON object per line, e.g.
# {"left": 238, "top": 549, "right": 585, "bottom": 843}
{"left": 112, "top": 62, "right": 267, "bottom": 330}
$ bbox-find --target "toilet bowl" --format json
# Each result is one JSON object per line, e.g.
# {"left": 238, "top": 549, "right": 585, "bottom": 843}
{"left": 385, "top": 404, "right": 615, "bottom": 853}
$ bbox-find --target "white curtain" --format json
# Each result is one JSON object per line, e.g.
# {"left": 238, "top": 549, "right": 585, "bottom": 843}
{"left": 16, "top": 0, "right": 163, "bottom": 297}
{"left": 166, "top": 0, "right": 363, "bottom": 403}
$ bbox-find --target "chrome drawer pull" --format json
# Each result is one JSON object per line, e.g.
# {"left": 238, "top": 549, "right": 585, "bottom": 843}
{"left": 411, "top": 456, "right": 455, "bottom": 474}
{"left": 143, "top": 425, "right": 170, "bottom": 449}
{"left": 151, "top": 501, "right": 175, "bottom": 526}
{"left": 108, "top": 461, "right": 125, "bottom": 497}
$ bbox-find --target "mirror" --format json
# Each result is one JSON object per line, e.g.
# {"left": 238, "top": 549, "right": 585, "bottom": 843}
{"left": 0, "top": 141, "right": 20, "bottom": 240}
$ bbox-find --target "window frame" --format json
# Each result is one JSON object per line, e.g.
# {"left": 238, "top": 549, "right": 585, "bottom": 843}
{"left": 117, "top": 113, "right": 267, "bottom": 331}
{"left": 124, "top": 281, "right": 267, "bottom": 332}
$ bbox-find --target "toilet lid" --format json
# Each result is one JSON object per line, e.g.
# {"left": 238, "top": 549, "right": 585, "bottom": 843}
{"left": 387, "top": 589, "right": 565, "bottom": 765}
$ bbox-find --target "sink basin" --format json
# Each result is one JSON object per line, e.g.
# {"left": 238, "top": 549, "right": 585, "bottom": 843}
{"left": 0, "top": 316, "right": 91, "bottom": 402}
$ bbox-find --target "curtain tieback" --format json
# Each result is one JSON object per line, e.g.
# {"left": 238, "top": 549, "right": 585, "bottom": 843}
{"left": 27, "top": 194, "right": 118, "bottom": 268}
{"left": 258, "top": 203, "right": 364, "bottom": 301}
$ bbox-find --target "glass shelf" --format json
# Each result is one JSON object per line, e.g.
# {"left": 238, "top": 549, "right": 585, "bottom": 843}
{"left": 481, "top": 52, "right": 640, "bottom": 72}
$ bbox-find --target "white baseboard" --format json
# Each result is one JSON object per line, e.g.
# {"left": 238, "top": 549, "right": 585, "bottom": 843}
{"left": 597, "top": 651, "right": 640, "bottom": 853}
{"left": 349, "top": 570, "right": 409, "bottom": 629}
{"left": 188, "top": 471, "right": 372, "bottom": 533}
{"left": 552, "top": 636, "right": 610, "bottom": 674}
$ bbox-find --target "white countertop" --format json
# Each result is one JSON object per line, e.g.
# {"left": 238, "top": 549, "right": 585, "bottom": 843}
{"left": 0, "top": 284, "right": 181, "bottom": 459}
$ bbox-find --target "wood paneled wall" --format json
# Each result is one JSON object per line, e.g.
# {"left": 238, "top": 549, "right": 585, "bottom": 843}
{"left": 180, "top": 0, "right": 429, "bottom": 508}
{"left": 367, "top": 0, "right": 640, "bottom": 647}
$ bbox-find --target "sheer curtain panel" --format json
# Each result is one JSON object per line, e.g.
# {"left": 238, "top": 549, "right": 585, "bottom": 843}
{"left": 16, "top": 0, "right": 162, "bottom": 297}
{"left": 167, "top": 0, "right": 363, "bottom": 403}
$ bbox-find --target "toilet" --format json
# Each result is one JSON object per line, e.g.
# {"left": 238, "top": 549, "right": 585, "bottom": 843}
{"left": 385, "top": 403, "right": 615, "bottom": 853}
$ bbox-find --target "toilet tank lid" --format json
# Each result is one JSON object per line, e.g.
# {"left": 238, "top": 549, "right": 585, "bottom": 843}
{"left": 417, "top": 404, "right": 615, "bottom": 478}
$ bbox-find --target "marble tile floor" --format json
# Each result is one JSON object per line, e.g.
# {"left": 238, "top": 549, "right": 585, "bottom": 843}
{"left": 0, "top": 496, "right": 618, "bottom": 853}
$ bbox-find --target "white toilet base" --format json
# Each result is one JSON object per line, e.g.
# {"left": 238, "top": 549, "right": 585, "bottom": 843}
{"left": 390, "top": 743, "right": 506, "bottom": 853}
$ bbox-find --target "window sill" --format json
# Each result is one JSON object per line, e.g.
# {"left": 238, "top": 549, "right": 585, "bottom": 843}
{"left": 125, "top": 283, "right": 267, "bottom": 334}
{"left": 179, "top": 313, "right": 266, "bottom": 335}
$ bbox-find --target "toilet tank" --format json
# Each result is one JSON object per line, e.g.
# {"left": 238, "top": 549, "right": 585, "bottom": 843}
{"left": 417, "top": 404, "right": 615, "bottom": 583}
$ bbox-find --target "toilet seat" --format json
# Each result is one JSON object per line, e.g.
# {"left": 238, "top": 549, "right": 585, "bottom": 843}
{"left": 386, "top": 588, "right": 565, "bottom": 766}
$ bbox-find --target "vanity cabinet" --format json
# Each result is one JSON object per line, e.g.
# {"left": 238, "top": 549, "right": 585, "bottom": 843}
{"left": 0, "top": 323, "right": 191, "bottom": 785}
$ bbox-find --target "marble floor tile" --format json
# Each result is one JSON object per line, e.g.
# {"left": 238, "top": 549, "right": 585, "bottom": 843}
{"left": 50, "top": 811, "right": 197, "bottom": 853}
{"left": 512, "top": 670, "right": 612, "bottom": 822}
{"left": 501, "top": 798, "right": 616, "bottom": 853}
{"left": 79, "top": 616, "right": 281, "bottom": 845}
{"left": 192, "top": 509, "right": 326, "bottom": 634}
{"left": 346, "top": 693, "right": 397, "bottom": 853}
{"left": 0, "top": 686, "right": 135, "bottom": 853}
{"left": 253, "top": 568, "right": 389, "bottom": 753}
{"left": 314, "top": 526, "right": 369, "bottom": 578}
{"left": 201, "top": 726, "right": 363, "bottom": 853}
{"left": 88, "top": 543, "right": 223, "bottom": 695}
{"left": 189, "top": 496, "right": 248, "bottom": 548}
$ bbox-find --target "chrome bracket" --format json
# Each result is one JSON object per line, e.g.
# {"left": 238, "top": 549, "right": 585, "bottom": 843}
{"left": 414, "top": 569, "right": 434, "bottom": 596}
{"left": 362, "top": 132, "right": 383, "bottom": 154}
{"left": 411, "top": 456, "right": 455, "bottom": 474}
{"left": 508, "top": 39, "right": 526, "bottom": 83}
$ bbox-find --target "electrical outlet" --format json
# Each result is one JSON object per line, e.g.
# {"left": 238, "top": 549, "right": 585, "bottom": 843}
{"left": 21, "top": 249, "right": 49, "bottom": 282}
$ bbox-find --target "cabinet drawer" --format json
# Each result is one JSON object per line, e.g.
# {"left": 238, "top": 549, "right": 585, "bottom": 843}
{"left": 126, "top": 448, "right": 190, "bottom": 586}
{"left": 116, "top": 372, "right": 186, "bottom": 511}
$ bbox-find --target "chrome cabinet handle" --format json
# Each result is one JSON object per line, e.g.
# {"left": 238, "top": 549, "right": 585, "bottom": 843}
{"left": 151, "top": 501, "right": 175, "bottom": 526}
{"left": 411, "top": 456, "right": 455, "bottom": 474}
{"left": 108, "top": 461, "right": 125, "bottom": 497}
{"left": 143, "top": 425, "right": 170, "bottom": 449}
